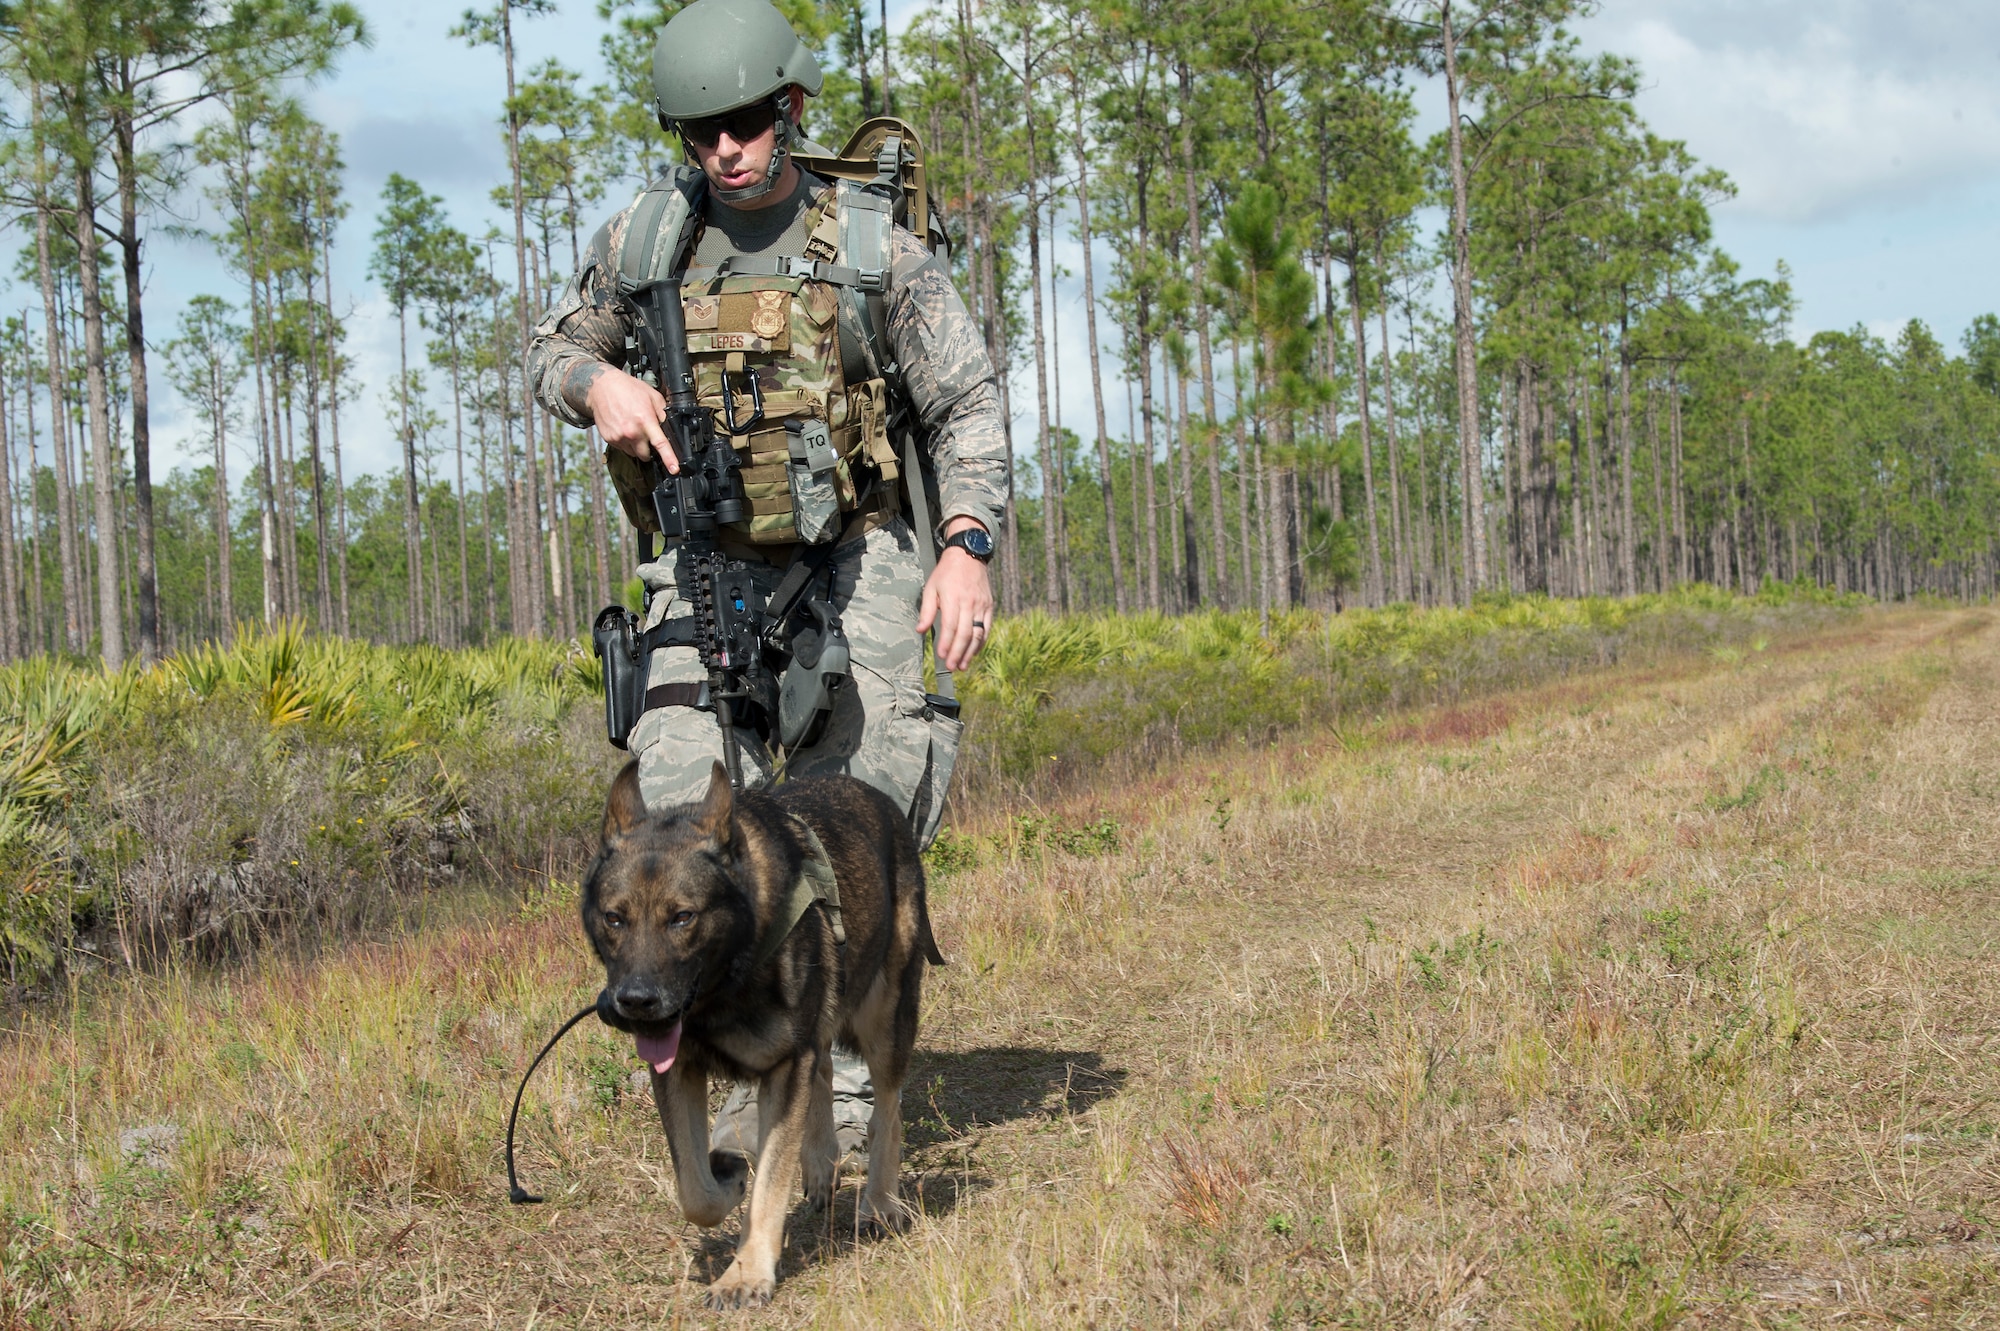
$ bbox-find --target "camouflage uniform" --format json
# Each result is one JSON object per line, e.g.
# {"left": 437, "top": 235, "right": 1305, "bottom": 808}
{"left": 528, "top": 170, "right": 1007, "bottom": 833}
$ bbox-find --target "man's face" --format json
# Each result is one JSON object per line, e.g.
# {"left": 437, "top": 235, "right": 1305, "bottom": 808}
{"left": 683, "top": 88, "right": 805, "bottom": 202}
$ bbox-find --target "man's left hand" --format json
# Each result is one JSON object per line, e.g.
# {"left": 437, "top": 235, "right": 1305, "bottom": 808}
{"left": 917, "top": 517, "right": 995, "bottom": 673}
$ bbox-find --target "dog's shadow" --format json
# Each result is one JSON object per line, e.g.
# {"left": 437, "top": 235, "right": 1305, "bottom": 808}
{"left": 688, "top": 1045, "right": 1126, "bottom": 1282}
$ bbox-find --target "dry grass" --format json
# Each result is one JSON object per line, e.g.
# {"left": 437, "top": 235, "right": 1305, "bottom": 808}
{"left": 4, "top": 606, "right": 1999, "bottom": 1327}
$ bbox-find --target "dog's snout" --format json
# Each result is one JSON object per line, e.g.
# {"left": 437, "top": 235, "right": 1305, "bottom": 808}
{"left": 614, "top": 980, "right": 668, "bottom": 1020}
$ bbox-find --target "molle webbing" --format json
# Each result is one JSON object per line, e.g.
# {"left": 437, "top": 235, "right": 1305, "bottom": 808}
{"left": 682, "top": 253, "right": 883, "bottom": 292}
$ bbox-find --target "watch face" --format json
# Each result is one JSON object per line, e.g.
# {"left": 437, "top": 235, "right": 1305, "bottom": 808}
{"left": 957, "top": 528, "right": 994, "bottom": 559}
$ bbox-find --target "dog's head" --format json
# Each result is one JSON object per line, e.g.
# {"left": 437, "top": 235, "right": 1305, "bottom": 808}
{"left": 582, "top": 760, "right": 756, "bottom": 1069}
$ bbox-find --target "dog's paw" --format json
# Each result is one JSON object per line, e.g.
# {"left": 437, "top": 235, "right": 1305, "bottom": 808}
{"left": 706, "top": 1263, "right": 775, "bottom": 1311}
{"left": 858, "top": 1189, "right": 912, "bottom": 1236}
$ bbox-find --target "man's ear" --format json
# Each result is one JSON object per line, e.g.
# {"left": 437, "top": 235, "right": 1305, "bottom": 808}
{"left": 604, "top": 761, "right": 648, "bottom": 839}
{"left": 787, "top": 85, "right": 805, "bottom": 127}
{"left": 693, "top": 760, "right": 734, "bottom": 848}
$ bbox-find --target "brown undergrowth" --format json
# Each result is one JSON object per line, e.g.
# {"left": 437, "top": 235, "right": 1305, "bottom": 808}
{"left": 3, "top": 606, "right": 1997, "bottom": 1327}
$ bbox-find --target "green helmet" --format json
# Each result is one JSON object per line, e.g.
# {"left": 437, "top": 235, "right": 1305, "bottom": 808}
{"left": 651, "top": 0, "right": 823, "bottom": 121}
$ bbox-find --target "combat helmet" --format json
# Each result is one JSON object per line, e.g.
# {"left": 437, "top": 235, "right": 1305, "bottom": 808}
{"left": 652, "top": 0, "right": 824, "bottom": 204}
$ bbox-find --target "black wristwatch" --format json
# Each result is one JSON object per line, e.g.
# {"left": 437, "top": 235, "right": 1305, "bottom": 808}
{"left": 940, "top": 526, "right": 995, "bottom": 563}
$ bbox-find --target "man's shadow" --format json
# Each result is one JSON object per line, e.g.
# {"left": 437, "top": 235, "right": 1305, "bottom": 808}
{"left": 901, "top": 1045, "right": 1126, "bottom": 1150}
{"left": 689, "top": 1046, "right": 1127, "bottom": 1282}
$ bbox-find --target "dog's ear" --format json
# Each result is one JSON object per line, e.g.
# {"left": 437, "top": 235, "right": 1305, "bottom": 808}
{"left": 603, "top": 760, "right": 648, "bottom": 839}
{"left": 693, "top": 760, "right": 734, "bottom": 848}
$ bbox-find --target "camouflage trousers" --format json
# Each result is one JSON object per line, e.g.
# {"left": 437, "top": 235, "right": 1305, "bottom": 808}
{"left": 628, "top": 514, "right": 960, "bottom": 847}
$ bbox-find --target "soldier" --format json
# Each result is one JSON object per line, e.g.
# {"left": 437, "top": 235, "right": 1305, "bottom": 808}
{"left": 530, "top": 0, "right": 1004, "bottom": 823}
{"left": 528, "top": 0, "right": 1006, "bottom": 1150}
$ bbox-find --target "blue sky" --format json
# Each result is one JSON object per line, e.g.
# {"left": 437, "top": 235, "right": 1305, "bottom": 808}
{"left": 92, "top": 0, "right": 2000, "bottom": 481}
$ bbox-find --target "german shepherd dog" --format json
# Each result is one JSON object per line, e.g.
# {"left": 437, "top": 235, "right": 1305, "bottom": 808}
{"left": 583, "top": 759, "right": 940, "bottom": 1308}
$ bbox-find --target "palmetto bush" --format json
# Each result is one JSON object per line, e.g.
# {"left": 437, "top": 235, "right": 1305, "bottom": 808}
{"left": 0, "top": 624, "right": 613, "bottom": 986}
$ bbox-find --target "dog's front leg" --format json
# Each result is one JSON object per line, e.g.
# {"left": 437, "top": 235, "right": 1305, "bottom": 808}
{"left": 651, "top": 1060, "right": 745, "bottom": 1228}
{"left": 708, "top": 1051, "right": 816, "bottom": 1310}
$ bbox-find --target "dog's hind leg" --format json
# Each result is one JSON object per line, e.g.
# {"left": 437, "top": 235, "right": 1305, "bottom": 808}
{"left": 708, "top": 1052, "right": 816, "bottom": 1310}
{"left": 799, "top": 1044, "right": 838, "bottom": 1214}
{"left": 849, "top": 968, "right": 917, "bottom": 1234}
{"left": 652, "top": 1061, "right": 746, "bottom": 1228}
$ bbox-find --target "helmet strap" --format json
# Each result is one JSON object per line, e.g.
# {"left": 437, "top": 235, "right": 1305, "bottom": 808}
{"left": 711, "top": 93, "right": 793, "bottom": 206}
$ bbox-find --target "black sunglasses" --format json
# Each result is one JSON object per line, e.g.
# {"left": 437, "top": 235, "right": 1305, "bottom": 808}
{"left": 678, "top": 103, "right": 779, "bottom": 150}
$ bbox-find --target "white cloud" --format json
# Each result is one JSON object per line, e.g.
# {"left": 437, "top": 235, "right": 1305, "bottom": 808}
{"left": 1582, "top": 3, "right": 2000, "bottom": 224}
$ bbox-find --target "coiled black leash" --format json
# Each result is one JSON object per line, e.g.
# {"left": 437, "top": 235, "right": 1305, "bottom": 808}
{"left": 504, "top": 1000, "right": 601, "bottom": 1205}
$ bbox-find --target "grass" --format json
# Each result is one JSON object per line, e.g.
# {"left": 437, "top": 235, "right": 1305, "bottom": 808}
{"left": 12, "top": 592, "right": 2000, "bottom": 1326}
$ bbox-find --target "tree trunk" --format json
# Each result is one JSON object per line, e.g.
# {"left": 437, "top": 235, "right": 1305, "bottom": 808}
{"left": 0, "top": 354, "right": 17, "bottom": 659}
{"left": 112, "top": 86, "right": 158, "bottom": 663}
{"left": 315, "top": 177, "right": 351, "bottom": 635}
{"left": 502, "top": 1, "right": 545, "bottom": 635}
{"left": 447, "top": 332, "right": 477, "bottom": 636}
{"left": 33, "top": 182, "right": 81, "bottom": 654}
{"left": 1134, "top": 166, "right": 1161, "bottom": 613}
{"left": 1168, "top": 337, "right": 1184, "bottom": 607}
{"left": 1233, "top": 345, "right": 1254, "bottom": 610}
{"left": 1345, "top": 260, "right": 1382, "bottom": 604}
{"left": 1320, "top": 256, "right": 1344, "bottom": 525}
{"left": 1670, "top": 367, "right": 1687, "bottom": 585}
{"left": 25, "top": 375, "right": 47, "bottom": 652}
{"left": 301, "top": 264, "right": 333, "bottom": 627}
{"left": 1646, "top": 377, "right": 1665, "bottom": 592}
{"left": 73, "top": 162, "right": 123, "bottom": 666}
{"left": 1617, "top": 302, "right": 1636, "bottom": 595}
{"left": 1180, "top": 61, "right": 1226, "bottom": 609}
{"left": 1376, "top": 275, "right": 1407, "bottom": 601}
{"left": 1441, "top": 0, "right": 1487, "bottom": 590}
{"left": 473, "top": 377, "right": 497, "bottom": 640}
{"left": 1024, "top": 120, "right": 1061, "bottom": 614}
{"left": 1073, "top": 95, "right": 1126, "bottom": 614}
{"left": 396, "top": 307, "right": 424, "bottom": 639}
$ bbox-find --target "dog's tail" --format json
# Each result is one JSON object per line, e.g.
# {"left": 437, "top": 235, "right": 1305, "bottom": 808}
{"left": 917, "top": 887, "right": 947, "bottom": 967}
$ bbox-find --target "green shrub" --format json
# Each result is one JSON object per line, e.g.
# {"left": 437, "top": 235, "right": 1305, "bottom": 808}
{"left": 952, "top": 586, "right": 1863, "bottom": 792}
{"left": 0, "top": 623, "right": 616, "bottom": 985}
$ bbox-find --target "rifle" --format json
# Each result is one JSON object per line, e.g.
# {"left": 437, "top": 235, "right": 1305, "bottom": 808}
{"left": 592, "top": 277, "right": 847, "bottom": 789}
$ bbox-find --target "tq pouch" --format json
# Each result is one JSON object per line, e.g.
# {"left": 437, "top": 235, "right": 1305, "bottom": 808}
{"left": 786, "top": 418, "right": 842, "bottom": 545}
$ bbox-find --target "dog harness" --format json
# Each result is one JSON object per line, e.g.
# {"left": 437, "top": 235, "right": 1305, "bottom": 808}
{"left": 746, "top": 817, "right": 846, "bottom": 975}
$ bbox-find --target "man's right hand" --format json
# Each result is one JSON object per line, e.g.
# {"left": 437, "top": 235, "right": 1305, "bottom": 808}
{"left": 585, "top": 363, "right": 678, "bottom": 473}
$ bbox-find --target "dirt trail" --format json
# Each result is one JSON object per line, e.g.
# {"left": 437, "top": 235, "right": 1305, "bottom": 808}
{"left": 4, "top": 608, "right": 1996, "bottom": 1328}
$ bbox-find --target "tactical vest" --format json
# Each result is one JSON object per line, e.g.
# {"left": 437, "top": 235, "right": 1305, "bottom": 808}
{"left": 610, "top": 164, "right": 905, "bottom": 547}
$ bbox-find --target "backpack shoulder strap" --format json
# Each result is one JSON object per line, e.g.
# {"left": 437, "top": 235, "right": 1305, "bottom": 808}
{"left": 832, "top": 177, "right": 898, "bottom": 386}
{"left": 616, "top": 165, "right": 706, "bottom": 293}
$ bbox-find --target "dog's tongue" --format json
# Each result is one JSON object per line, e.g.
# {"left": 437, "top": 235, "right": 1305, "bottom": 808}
{"left": 635, "top": 1021, "right": 682, "bottom": 1075}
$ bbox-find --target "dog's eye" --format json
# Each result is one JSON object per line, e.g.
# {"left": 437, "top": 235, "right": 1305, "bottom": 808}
{"left": 669, "top": 910, "right": 696, "bottom": 929}
{"left": 602, "top": 910, "right": 626, "bottom": 929}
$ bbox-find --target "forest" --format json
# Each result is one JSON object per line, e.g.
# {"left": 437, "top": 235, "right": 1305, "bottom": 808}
{"left": 0, "top": 0, "right": 1996, "bottom": 666}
